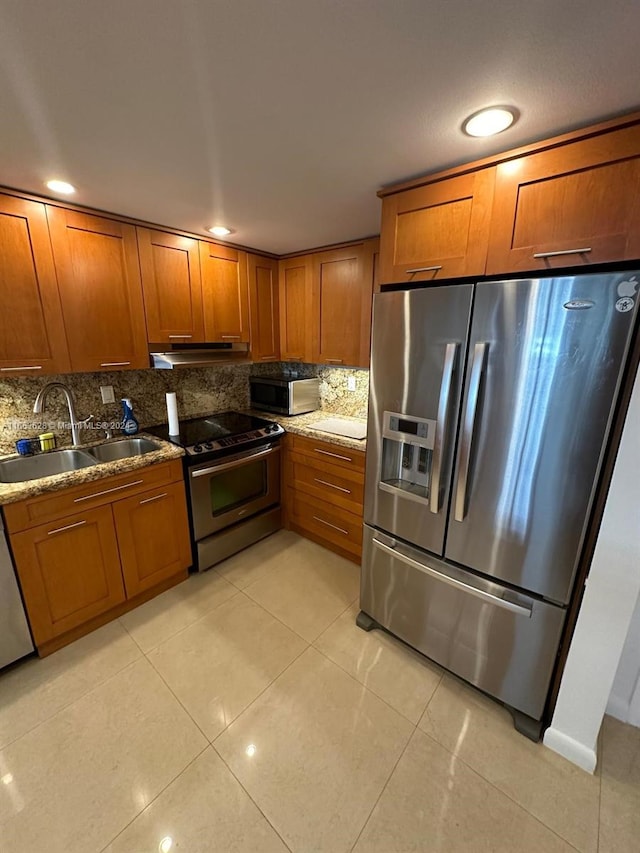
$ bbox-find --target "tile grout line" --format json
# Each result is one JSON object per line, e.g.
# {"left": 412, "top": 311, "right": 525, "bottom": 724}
{"left": 97, "top": 742, "right": 211, "bottom": 853}
{"left": 418, "top": 725, "right": 587, "bottom": 853}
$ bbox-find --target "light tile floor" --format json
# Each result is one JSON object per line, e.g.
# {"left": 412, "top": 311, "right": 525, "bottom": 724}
{"left": 0, "top": 529, "right": 638, "bottom": 852}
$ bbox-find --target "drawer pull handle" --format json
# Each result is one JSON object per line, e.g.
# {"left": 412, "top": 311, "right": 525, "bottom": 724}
{"left": 326, "top": 358, "right": 343, "bottom": 364}
{"left": 100, "top": 361, "right": 131, "bottom": 367}
{"left": 284, "top": 356, "right": 303, "bottom": 360}
{"left": 74, "top": 479, "right": 144, "bottom": 502}
{"left": 314, "top": 448, "right": 352, "bottom": 462}
{"left": 312, "top": 516, "right": 348, "bottom": 536}
{"left": 221, "top": 335, "right": 241, "bottom": 340}
{"left": 48, "top": 520, "right": 87, "bottom": 536}
{"left": 1, "top": 365, "right": 43, "bottom": 372}
{"left": 533, "top": 248, "right": 592, "bottom": 259}
{"left": 405, "top": 265, "right": 442, "bottom": 275}
{"left": 139, "top": 492, "right": 167, "bottom": 505}
{"left": 314, "top": 477, "right": 351, "bottom": 494}
{"left": 168, "top": 335, "right": 193, "bottom": 339}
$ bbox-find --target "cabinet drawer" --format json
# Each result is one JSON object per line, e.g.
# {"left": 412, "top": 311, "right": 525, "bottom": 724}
{"left": 288, "top": 489, "right": 363, "bottom": 558}
{"left": 288, "top": 452, "right": 364, "bottom": 515}
{"left": 291, "top": 434, "right": 366, "bottom": 472}
{"left": 3, "top": 459, "right": 184, "bottom": 532}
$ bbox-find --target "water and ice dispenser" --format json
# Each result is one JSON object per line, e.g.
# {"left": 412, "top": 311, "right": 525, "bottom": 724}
{"left": 379, "top": 412, "right": 436, "bottom": 502}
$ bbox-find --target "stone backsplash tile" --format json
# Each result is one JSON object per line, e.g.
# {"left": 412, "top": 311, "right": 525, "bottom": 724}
{"left": 0, "top": 362, "right": 369, "bottom": 453}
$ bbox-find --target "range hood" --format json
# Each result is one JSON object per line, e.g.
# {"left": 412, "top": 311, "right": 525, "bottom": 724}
{"left": 149, "top": 342, "right": 250, "bottom": 369}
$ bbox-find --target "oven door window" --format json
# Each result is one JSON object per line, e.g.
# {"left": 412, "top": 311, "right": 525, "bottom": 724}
{"left": 210, "top": 458, "right": 267, "bottom": 516}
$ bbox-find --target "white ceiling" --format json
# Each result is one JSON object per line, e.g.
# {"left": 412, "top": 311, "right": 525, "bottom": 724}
{"left": 1, "top": 0, "right": 639, "bottom": 255}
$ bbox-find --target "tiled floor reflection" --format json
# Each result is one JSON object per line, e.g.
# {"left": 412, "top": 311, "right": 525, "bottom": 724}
{"left": 0, "top": 531, "right": 637, "bottom": 852}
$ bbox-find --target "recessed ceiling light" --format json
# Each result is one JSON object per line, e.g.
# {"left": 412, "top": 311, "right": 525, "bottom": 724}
{"left": 462, "top": 107, "right": 517, "bottom": 138}
{"left": 208, "top": 225, "right": 234, "bottom": 237}
{"left": 46, "top": 179, "right": 76, "bottom": 195}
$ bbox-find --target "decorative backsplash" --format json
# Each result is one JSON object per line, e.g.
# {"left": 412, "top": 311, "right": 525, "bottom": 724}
{"left": 0, "top": 363, "right": 369, "bottom": 453}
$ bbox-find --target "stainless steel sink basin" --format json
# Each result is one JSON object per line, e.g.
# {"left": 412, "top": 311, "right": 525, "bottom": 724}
{"left": 87, "top": 437, "right": 162, "bottom": 463}
{"left": 0, "top": 449, "right": 97, "bottom": 483}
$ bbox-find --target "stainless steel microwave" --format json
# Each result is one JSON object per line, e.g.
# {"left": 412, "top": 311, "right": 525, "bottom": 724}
{"left": 250, "top": 375, "right": 320, "bottom": 416}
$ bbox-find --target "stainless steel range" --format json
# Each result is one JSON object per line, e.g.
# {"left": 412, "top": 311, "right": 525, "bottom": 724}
{"left": 146, "top": 411, "right": 284, "bottom": 570}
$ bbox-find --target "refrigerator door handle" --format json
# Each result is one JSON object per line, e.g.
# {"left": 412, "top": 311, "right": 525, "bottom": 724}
{"left": 430, "top": 342, "right": 458, "bottom": 514}
{"left": 372, "top": 537, "right": 532, "bottom": 617}
{"left": 454, "top": 341, "right": 488, "bottom": 522}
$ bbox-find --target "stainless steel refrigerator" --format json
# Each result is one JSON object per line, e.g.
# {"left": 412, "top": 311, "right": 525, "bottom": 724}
{"left": 359, "top": 271, "right": 639, "bottom": 737}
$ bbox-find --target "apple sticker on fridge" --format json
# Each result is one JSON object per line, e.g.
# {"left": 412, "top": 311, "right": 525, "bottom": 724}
{"left": 616, "top": 276, "right": 638, "bottom": 312}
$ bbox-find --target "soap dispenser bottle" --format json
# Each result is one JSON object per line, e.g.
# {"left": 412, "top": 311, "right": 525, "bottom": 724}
{"left": 121, "top": 398, "right": 139, "bottom": 435}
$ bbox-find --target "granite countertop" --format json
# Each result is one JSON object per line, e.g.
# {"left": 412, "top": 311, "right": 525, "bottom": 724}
{"left": 246, "top": 409, "right": 368, "bottom": 452}
{"left": 0, "top": 434, "right": 184, "bottom": 506}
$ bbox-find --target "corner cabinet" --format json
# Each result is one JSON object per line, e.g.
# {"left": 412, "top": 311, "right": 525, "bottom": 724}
{"left": 486, "top": 123, "right": 640, "bottom": 273}
{"left": 278, "top": 255, "right": 312, "bottom": 362}
{"left": 199, "top": 242, "right": 250, "bottom": 342}
{"left": 379, "top": 170, "right": 495, "bottom": 284}
{"left": 46, "top": 207, "right": 149, "bottom": 371}
{"left": 0, "top": 195, "right": 70, "bottom": 377}
{"left": 138, "top": 228, "right": 204, "bottom": 343}
{"left": 248, "top": 254, "right": 280, "bottom": 362}
{"left": 4, "top": 459, "right": 191, "bottom": 655}
{"left": 311, "top": 241, "right": 376, "bottom": 367}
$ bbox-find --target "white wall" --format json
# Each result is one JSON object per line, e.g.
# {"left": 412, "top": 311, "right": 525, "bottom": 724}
{"left": 543, "top": 362, "right": 640, "bottom": 772}
{"left": 607, "top": 591, "right": 640, "bottom": 725}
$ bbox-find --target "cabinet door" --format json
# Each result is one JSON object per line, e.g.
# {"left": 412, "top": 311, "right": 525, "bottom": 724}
{"left": 0, "top": 195, "right": 70, "bottom": 376}
{"left": 248, "top": 254, "right": 280, "bottom": 362}
{"left": 379, "top": 169, "right": 495, "bottom": 284}
{"left": 279, "top": 255, "right": 312, "bottom": 362}
{"left": 138, "top": 228, "right": 204, "bottom": 343}
{"left": 200, "top": 242, "right": 250, "bottom": 341}
{"left": 47, "top": 208, "right": 148, "bottom": 371}
{"left": 486, "top": 124, "right": 640, "bottom": 273}
{"left": 311, "top": 242, "right": 374, "bottom": 367}
{"left": 10, "top": 505, "right": 125, "bottom": 647}
{"left": 113, "top": 480, "right": 191, "bottom": 598}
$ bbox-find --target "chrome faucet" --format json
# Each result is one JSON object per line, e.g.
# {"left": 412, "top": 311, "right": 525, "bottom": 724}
{"left": 33, "top": 382, "right": 91, "bottom": 447}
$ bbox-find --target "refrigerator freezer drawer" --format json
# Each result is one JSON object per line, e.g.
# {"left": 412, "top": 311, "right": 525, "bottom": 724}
{"left": 360, "top": 525, "right": 566, "bottom": 720}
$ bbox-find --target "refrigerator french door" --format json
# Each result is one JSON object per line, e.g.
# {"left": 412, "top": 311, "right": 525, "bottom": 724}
{"left": 361, "top": 271, "right": 640, "bottom": 733}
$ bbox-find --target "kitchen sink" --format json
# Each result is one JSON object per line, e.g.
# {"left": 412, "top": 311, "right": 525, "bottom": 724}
{"left": 0, "top": 449, "right": 97, "bottom": 483}
{"left": 86, "top": 437, "right": 163, "bottom": 463}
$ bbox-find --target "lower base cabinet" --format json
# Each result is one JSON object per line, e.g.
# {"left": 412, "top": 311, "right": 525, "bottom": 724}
{"left": 4, "top": 459, "right": 192, "bottom": 654}
{"left": 283, "top": 434, "right": 365, "bottom": 563}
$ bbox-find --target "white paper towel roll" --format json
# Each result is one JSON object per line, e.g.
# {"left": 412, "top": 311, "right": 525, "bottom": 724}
{"left": 166, "top": 392, "right": 180, "bottom": 435}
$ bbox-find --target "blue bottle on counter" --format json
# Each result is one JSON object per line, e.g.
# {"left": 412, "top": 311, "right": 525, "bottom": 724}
{"left": 121, "top": 398, "right": 139, "bottom": 435}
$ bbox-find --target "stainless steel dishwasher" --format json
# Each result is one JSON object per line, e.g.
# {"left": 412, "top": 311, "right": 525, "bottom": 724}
{"left": 0, "top": 514, "right": 34, "bottom": 668}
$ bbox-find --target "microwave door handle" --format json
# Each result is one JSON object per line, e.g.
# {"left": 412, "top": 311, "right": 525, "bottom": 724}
{"left": 430, "top": 342, "right": 458, "bottom": 514}
{"left": 454, "top": 342, "right": 487, "bottom": 522}
{"left": 190, "top": 444, "right": 279, "bottom": 478}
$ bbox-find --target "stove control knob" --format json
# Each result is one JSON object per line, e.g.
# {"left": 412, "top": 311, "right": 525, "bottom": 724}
{"left": 193, "top": 444, "right": 203, "bottom": 453}
{"left": 203, "top": 442, "right": 213, "bottom": 450}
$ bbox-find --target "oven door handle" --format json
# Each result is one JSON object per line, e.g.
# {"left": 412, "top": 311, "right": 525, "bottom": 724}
{"left": 190, "top": 444, "right": 280, "bottom": 478}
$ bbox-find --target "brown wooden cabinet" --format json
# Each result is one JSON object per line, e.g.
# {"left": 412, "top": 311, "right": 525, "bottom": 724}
{"left": 46, "top": 208, "right": 149, "bottom": 371}
{"left": 283, "top": 434, "right": 365, "bottom": 563}
{"left": 199, "top": 242, "right": 250, "bottom": 342}
{"left": 379, "top": 170, "right": 495, "bottom": 284}
{"left": 10, "top": 505, "right": 126, "bottom": 647}
{"left": 138, "top": 228, "right": 204, "bottom": 343}
{"left": 486, "top": 124, "right": 640, "bottom": 273}
{"left": 310, "top": 241, "right": 375, "bottom": 367}
{"left": 248, "top": 254, "right": 280, "bottom": 362}
{"left": 278, "top": 255, "right": 312, "bottom": 361}
{"left": 5, "top": 459, "right": 191, "bottom": 654}
{"left": 113, "top": 481, "right": 192, "bottom": 598}
{"left": 0, "top": 194, "right": 70, "bottom": 377}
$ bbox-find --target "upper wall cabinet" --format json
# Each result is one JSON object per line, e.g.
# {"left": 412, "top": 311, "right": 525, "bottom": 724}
{"left": 486, "top": 124, "right": 640, "bottom": 273}
{"left": 379, "top": 170, "right": 495, "bottom": 285}
{"left": 248, "top": 254, "right": 280, "bottom": 362}
{"left": 0, "top": 195, "right": 70, "bottom": 377}
{"left": 311, "top": 241, "right": 376, "bottom": 368}
{"left": 199, "top": 242, "right": 250, "bottom": 342}
{"left": 279, "top": 255, "right": 312, "bottom": 362}
{"left": 138, "top": 228, "right": 204, "bottom": 343}
{"left": 47, "top": 208, "right": 149, "bottom": 372}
